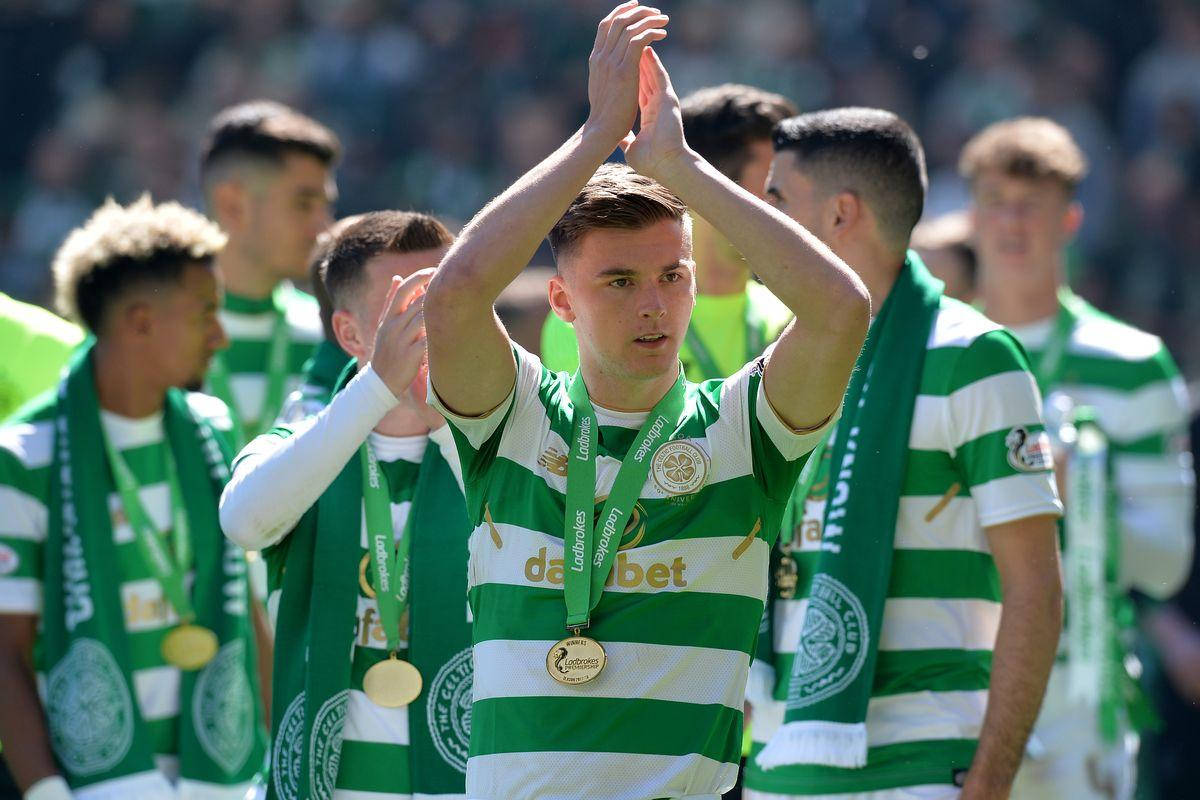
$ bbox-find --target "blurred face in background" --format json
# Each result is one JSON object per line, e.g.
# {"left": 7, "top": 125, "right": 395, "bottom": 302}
{"left": 132, "top": 262, "right": 228, "bottom": 390}
{"left": 333, "top": 246, "right": 448, "bottom": 401}
{"left": 969, "top": 169, "right": 1082, "bottom": 285}
{"left": 244, "top": 153, "right": 337, "bottom": 283}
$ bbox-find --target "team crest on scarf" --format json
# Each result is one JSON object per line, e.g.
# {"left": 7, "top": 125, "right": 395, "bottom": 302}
{"left": 426, "top": 647, "right": 473, "bottom": 773}
{"left": 1005, "top": 426, "right": 1054, "bottom": 473}
{"left": 272, "top": 692, "right": 306, "bottom": 800}
{"left": 45, "top": 638, "right": 135, "bottom": 775}
{"left": 788, "top": 575, "right": 870, "bottom": 709}
{"left": 310, "top": 690, "right": 348, "bottom": 799}
{"left": 194, "top": 641, "right": 256, "bottom": 774}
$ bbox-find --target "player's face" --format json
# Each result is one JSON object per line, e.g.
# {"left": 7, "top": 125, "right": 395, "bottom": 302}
{"left": 355, "top": 247, "right": 449, "bottom": 354}
{"left": 148, "top": 263, "right": 228, "bottom": 390}
{"left": 246, "top": 153, "right": 337, "bottom": 283}
{"left": 553, "top": 219, "right": 695, "bottom": 382}
{"left": 970, "top": 170, "right": 1078, "bottom": 279}
{"left": 766, "top": 151, "right": 831, "bottom": 243}
{"left": 737, "top": 139, "right": 776, "bottom": 201}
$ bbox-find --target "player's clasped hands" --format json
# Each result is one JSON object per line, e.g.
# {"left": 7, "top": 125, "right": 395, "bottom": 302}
{"left": 585, "top": 3, "right": 691, "bottom": 185}
{"left": 585, "top": 2, "right": 669, "bottom": 146}
{"left": 371, "top": 267, "right": 436, "bottom": 401}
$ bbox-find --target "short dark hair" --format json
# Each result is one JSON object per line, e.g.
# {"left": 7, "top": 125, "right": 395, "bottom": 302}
{"left": 681, "top": 84, "right": 797, "bottom": 182}
{"left": 959, "top": 117, "right": 1088, "bottom": 193}
{"left": 201, "top": 100, "right": 341, "bottom": 186}
{"left": 54, "top": 196, "right": 226, "bottom": 333}
{"left": 308, "top": 215, "right": 364, "bottom": 340}
{"left": 548, "top": 163, "right": 689, "bottom": 265}
{"left": 321, "top": 211, "right": 453, "bottom": 309}
{"left": 773, "top": 108, "right": 928, "bottom": 248}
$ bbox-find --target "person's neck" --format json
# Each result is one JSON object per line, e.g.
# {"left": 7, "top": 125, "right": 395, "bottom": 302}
{"left": 216, "top": 249, "right": 278, "bottom": 301}
{"left": 692, "top": 216, "right": 750, "bottom": 296}
{"left": 841, "top": 241, "right": 904, "bottom": 312}
{"left": 579, "top": 360, "right": 679, "bottom": 413}
{"left": 93, "top": 339, "right": 168, "bottom": 418}
{"left": 979, "top": 266, "right": 1062, "bottom": 326}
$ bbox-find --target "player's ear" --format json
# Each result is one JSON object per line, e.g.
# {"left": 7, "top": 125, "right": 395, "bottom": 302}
{"left": 332, "top": 308, "right": 368, "bottom": 361}
{"left": 830, "top": 191, "right": 861, "bottom": 240}
{"left": 548, "top": 271, "right": 577, "bottom": 323}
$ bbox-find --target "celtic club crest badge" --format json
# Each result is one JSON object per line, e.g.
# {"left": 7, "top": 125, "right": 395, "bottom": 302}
{"left": 426, "top": 647, "right": 473, "bottom": 773}
{"left": 787, "top": 575, "right": 870, "bottom": 709}
{"left": 651, "top": 440, "right": 709, "bottom": 495}
{"left": 194, "top": 641, "right": 255, "bottom": 775}
{"left": 309, "top": 690, "right": 348, "bottom": 800}
{"left": 45, "top": 638, "right": 135, "bottom": 776}
{"left": 271, "top": 692, "right": 305, "bottom": 800}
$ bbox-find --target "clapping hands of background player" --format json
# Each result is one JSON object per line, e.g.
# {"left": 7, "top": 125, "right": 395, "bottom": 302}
{"left": 371, "top": 268, "right": 435, "bottom": 405}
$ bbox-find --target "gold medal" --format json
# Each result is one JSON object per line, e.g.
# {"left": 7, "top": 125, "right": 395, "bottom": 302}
{"left": 363, "top": 654, "right": 423, "bottom": 707}
{"left": 161, "top": 623, "right": 218, "bottom": 670}
{"left": 546, "top": 634, "right": 606, "bottom": 686}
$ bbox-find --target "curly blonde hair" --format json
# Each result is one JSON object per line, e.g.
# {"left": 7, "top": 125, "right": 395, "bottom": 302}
{"left": 53, "top": 195, "right": 227, "bottom": 331}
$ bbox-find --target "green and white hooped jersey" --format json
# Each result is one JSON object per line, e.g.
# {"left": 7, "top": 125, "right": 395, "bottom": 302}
{"left": 1008, "top": 299, "right": 1192, "bottom": 598}
{"left": 0, "top": 392, "right": 235, "bottom": 774}
{"left": 430, "top": 344, "right": 832, "bottom": 800}
{"left": 1007, "top": 296, "right": 1192, "bottom": 754}
{"left": 252, "top": 427, "right": 468, "bottom": 800}
{"left": 746, "top": 297, "right": 1061, "bottom": 797}
{"left": 212, "top": 285, "right": 323, "bottom": 436}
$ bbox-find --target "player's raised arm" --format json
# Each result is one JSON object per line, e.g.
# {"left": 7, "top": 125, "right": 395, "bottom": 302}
{"left": 622, "top": 48, "right": 870, "bottom": 430}
{"left": 425, "top": 1, "right": 669, "bottom": 417}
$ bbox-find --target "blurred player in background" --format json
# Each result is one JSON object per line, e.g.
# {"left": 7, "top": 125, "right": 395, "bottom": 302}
{"left": 200, "top": 100, "right": 340, "bottom": 448}
{"left": 276, "top": 215, "right": 362, "bottom": 424}
{"left": 0, "top": 197, "right": 265, "bottom": 800}
{"left": 540, "top": 82, "right": 796, "bottom": 381}
{"left": 748, "top": 108, "right": 1062, "bottom": 800}
{"left": 222, "top": 211, "right": 471, "bottom": 800}
{"left": 964, "top": 116, "right": 1195, "bottom": 800}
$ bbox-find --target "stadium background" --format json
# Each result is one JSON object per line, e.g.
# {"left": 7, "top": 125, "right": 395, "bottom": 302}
{"left": 0, "top": 0, "right": 1197, "bottom": 797}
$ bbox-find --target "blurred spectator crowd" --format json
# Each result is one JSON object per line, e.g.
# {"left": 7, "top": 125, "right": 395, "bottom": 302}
{"left": 1, "top": 0, "right": 1199, "bottom": 377}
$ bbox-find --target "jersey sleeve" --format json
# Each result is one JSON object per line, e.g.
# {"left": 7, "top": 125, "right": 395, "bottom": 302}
{"left": 427, "top": 344, "right": 547, "bottom": 519}
{"left": 1105, "top": 345, "right": 1194, "bottom": 597}
{"left": 716, "top": 355, "right": 839, "bottom": 503}
{"left": 946, "top": 330, "right": 1063, "bottom": 527}
{"left": 0, "top": 423, "right": 50, "bottom": 615}
{"left": 539, "top": 312, "right": 581, "bottom": 374}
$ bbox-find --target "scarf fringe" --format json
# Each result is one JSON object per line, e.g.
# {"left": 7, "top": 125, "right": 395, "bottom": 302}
{"left": 754, "top": 721, "right": 868, "bottom": 770}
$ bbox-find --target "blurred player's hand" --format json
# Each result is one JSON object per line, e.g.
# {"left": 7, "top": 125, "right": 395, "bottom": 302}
{"left": 371, "top": 269, "right": 434, "bottom": 402}
{"left": 620, "top": 47, "right": 690, "bottom": 182}
{"left": 584, "top": 2, "right": 668, "bottom": 148}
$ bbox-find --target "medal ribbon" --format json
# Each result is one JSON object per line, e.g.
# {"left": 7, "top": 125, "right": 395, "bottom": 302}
{"left": 683, "top": 292, "right": 770, "bottom": 379}
{"left": 103, "top": 429, "right": 195, "bottom": 624}
{"left": 562, "top": 368, "right": 686, "bottom": 630}
{"left": 361, "top": 442, "right": 415, "bottom": 654}
{"left": 208, "top": 285, "right": 291, "bottom": 444}
{"left": 1031, "top": 287, "right": 1086, "bottom": 394}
